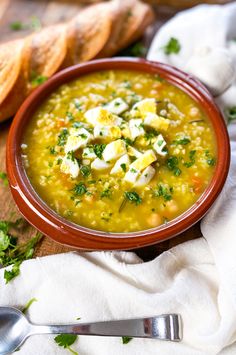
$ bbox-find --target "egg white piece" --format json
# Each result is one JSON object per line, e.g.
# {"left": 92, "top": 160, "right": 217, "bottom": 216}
{"left": 153, "top": 134, "right": 167, "bottom": 156}
{"left": 60, "top": 155, "right": 80, "bottom": 179}
{"left": 91, "top": 158, "right": 111, "bottom": 170}
{"left": 144, "top": 113, "right": 170, "bottom": 131}
{"left": 129, "top": 119, "right": 145, "bottom": 140}
{"left": 84, "top": 106, "right": 122, "bottom": 127}
{"left": 124, "top": 167, "right": 140, "bottom": 184}
{"left": 105, "top": 98, "right": 129, "bottom": 115}
{"left": 65, "top": 128, "right": 93, "bottom": 153}
{"left": 127, "top": 146, "right": 142, "bottom": 159}
{"left": 135, "top": 166, "right": 156, "bottom": 187}
{"left": 82, "top": 147, "right": 97, "bottom": 160}
{"left": 93, "top": 125, "right": 121, "bottom": 141}
{"left": 102, "top": 139, "right": 127, "bottom": 162}
{"left": 110, "top": 154, "right": 130, "bottom": 175}
{"left": 131, "top": 98, "right": 157, "bottom": 117}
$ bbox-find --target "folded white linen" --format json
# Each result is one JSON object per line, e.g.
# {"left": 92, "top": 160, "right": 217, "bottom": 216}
{"left": 1, "top": 3, "right": 236, "bottom": 355}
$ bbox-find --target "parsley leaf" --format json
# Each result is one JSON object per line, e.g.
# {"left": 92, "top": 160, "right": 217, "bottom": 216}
{"left": 0, "top": 172, "right": 8, "bottom": 186}
{"left": 101, "top": 188, "right": 112, "bottom": 198}
{"left": 153, "top": 184, "right": 173, "bottom": 202}
{"left": 166, "top": 156, "right": 182, "bottom": 176}
{"left": 80, "top": 165, "right": 91, "bottom": 178}
{"left": 124, "top": 191, "right": 142, "bottom": 205}
{"left": 30, "top": 71, "right": 47, "bottom": 87}
{"left": 54, "top": 334, "right": 78, "bottom": 355}
{"left": 57, "top": 128, "right": 69, "bottom": 146}
{"left": 73, "top": 182, "right": 87, "bottom": 196}
{"left": 120, "top": 163, "right": 127, "bottom": 172}
{"left": 173, "top": 137, "right": 190, "bottom": 145}
{"left": 122, "top": 336, "right": 133, "bottom": 344}
{"left": 163, "top": 37, "right": 181, "bottom": 55}
{"left": 184, "top": 150, "right": 196, "bottom": 168}
{"left": 93, "top": 144, "right": 106, "bottom": 159}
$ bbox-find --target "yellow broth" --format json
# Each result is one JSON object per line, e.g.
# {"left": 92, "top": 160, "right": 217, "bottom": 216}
{"left": 22, "top": 70, "right": 217, "bottom": 233}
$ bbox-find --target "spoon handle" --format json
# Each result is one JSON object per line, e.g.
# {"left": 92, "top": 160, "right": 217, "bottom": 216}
{"left": 30, "top": 314, "right": 182, "bottom": 341}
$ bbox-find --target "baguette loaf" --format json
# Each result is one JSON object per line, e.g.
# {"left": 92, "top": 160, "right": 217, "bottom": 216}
{"left": 0, "top": 0, "right": 154, "bottom": 122}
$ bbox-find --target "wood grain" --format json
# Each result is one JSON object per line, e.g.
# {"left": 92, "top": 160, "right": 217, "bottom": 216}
{"left": 0, "top": 0, "right": 202, "bottom": 261}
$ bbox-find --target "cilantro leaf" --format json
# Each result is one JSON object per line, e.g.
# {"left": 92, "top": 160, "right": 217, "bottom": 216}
{"left": 93, "top": 144, "right": 106, "bottom": 159}
{"left": 153, "top": 183, "right": 173, "bottom": 202}
{"left": 4, "top": 263, "right": 20, "bottom": 283}
{"left": 163, "top": 37, "right": 181, "bottom": 55}
{"left": 73, "top": 182, "right": 87, "bottom": 196}
{"left": 124, "top": 191, "right": 142, "bottom": 205}
{"left": 184, "top": 150, "right": 196, "bottom": 168}
{"left": 57, "top": 128, "right": 69, "bottom": 146}
{"left": 122, "top": 336, "right": 133, "bottom": 344}
{"left": 166, "top": 156, "right": 182, "bottom": 176}
{"left": 30, "top": 72, "right": 47, "bottom": 87}
{"left": 80, "top": 165, "right": 91, "bottom": 178}
{"left": 0, "top": 172, "right": 8, "bottom": 186}
{"left": 173, "top": 137, "right": 190, "bottom": 145}
{"left": 54, "top": 334, "right": 78, "bottom": 355}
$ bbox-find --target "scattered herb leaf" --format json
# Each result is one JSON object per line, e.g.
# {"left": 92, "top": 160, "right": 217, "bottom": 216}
{"left": 166, "top": 156, "right": 182, "bottom": 176}
{"left": 22, "top": 298, "right": 38, "bottom": 314}
{"left": 57, "top": 128, "right": 69, "bottom": 146}
{"left": 153, "top": 183, "right": 173, "bottom": 202}
{"left": 54, "top": 334, "right": 78, "bottom": 355}
{"left": 0, "top": 172, "right": 8, "bottom": 186}
{"left": 93, "top": 144, "right": 106, "bottom": 159}
{"left": 163, "top": 37, "right": 181, "bottom": 55}
{"left": 225, "top": 106, "right": 236, "bottom": 124}
{"left": 73, "top": 182, "right": 87, "bottom": 196}
{"left": 184, "top": 150, "right": 196, "bottom": 168}
{"left": 80, "top": 165, "right": 91, "bottom": 178}
{"left": 173, "top": 137, "right": 190, "bottom": 145}
{"left": 122, "top": 336, "right": 133, "bottom": 344}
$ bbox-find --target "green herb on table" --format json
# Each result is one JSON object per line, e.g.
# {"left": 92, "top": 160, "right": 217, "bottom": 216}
{"left": 173, "top": 137, "right": 191, "bottom": 145}
{"left": 153, "top": 183, "right": 173, "bottom": 202}
{"left": 10, "top": 21, "right": 25, "bottom": 31}
{"left": 0, "top": 219, "right": 43, "bottom": 284}
{"left": 22, "top": 298, "right": 38, "bottom": 314}
{"left": 93, "top": 144, "right": 106, "bottom": 159}
{"left": 184, "top": 150, "right": 196, "bottom": 168}
{"left": 30, "top": 71, "right": 47, "bottom": 88}
{"left": 122, "top": 336, "right": 133, "bottom": 344}
{"left": 162, "top": 37, "right": 181, "bottom": 55}
{"left": 166, "top": 156, "right": 182, "bottom": 176}
{"left": 73, "top": 182, "right": 87, "bottom": 196}
{"left": 57, "top": 128, "right": 69, "bottom": 146}
{"left": 30, "top": 15, "right": 41, "bottom": 31}
{"left": 225, "top": 106, "right": 236, "bottom": 124}
{"left": 54, "top": 334, "right": 78, "bottom": 355}
{"left": 0, "top": 172, "right": 8, "bottom": 186}
{"left": 80, "top": 165, "right": 91, "bottom": 178}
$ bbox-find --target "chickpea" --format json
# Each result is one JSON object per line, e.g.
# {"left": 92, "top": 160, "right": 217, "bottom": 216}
{"left": 147, "top": 213, "right": 162, "bottom": 227}
{"left": 166, "top": 200, "right": 178, "bottom": 214}
{"left": 189, "top": 107, "right": 200, "bottom": 118}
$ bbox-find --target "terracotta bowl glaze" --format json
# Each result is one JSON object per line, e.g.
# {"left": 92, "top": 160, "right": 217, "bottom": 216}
{"left": 6, "top": 58, "right": 230, "bottom": 250}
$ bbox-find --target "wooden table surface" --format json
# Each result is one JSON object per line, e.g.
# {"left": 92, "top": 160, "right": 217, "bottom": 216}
{"left": 0, "top": 0, "right": 203, "bottom": 261}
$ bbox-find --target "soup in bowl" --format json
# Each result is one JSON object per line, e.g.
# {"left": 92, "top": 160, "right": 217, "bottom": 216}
{"left": 7, "top": 58, "right": 230, "bottom": 249}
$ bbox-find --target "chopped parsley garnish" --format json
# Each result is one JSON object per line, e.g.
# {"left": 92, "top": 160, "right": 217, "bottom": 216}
{"left": 0, "top": 172, "right": 8, "bottom": 186}
{"left": 122, "top": 137, "right": 134, "bottom": 147}
{"left": 66, "top": 112, "right": 74, "bottom": 121}
{"left": 123, "top": 80, "right": 132, "bottom": 89}
{"left": 166, "top": 156, "right": 182, "bottom": 176}
{"left": 79, "top": 133, "right": 87, "bottom": 139}
{"left": 173, "top": 137, "right": 191, "bottom": 145}
{"left": 74, "top": 99, "right": 82, "bottom": 111}
{"left": 54, "top": 334, "right": 78, "bottom": 355}
{"left": 205, "top": 150, "right": 216, "bottom": 166}
{"left": 80, "top": 165, "right": 91, "bottom": 178}
{"left": 73, "top": 121, "right": 83, "bottom": 128}
{"left": 120, "top": 163, "right": 127, "bottom": 172}
{"left": 73, "top": 182, "right": 87, "bottom": 196}
{"left": 163, "top": 37, "right": 181, "bottom": 55}
{"left": 57, "top": 128, "right": 69, "bottom": 146}
{"left": 225, "top": 106, "right": 236, "bottom": 124}
{"left": 122, "top": 336, "right": 133, "bottom": 344}
{"left": 124, "top": 191, "right": 142, "bottom": 205}
{"left": 184, "top": 150, "right": 196, "bottom": 168}
{"left": 93, "top": 144, "right": 106, "bottom": 159}
{"left": 153, "top": 184, "right": 173, "bottom": 202}
{"left": 101, "top": 188, "right": 112, "bottom": 198}
{"left": 48, "top": 146, "right": 56, "bottom": 155}
{"left": 144, "top": 130, "right": 157, "bottom": 142}
{"left": 0, "top": 219, "right": 43, "bottom": 284}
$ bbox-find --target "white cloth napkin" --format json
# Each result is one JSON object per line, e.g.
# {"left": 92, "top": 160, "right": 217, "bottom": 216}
{"left": 1, "top": 3, "right": 236, "bottom": 355}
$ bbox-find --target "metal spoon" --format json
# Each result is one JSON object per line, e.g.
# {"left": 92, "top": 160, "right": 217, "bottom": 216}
{"left": 0, "top": 306, "right": 182, "bottom": 354}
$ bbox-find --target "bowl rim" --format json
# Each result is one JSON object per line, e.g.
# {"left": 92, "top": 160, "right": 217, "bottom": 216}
{"left": 6, "top": 57, "right": 230, "bottom": 250}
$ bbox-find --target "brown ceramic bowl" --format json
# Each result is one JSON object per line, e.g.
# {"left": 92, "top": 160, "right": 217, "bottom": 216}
{"left": 6, "top": 58, "right": 230, "bottom": 250}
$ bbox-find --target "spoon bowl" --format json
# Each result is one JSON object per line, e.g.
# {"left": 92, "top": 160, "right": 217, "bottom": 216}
{"left": 0, "top": 307, "right": 31, "bottom": 354}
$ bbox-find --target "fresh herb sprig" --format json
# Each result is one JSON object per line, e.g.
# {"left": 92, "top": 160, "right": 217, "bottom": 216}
{"left": 122, "top": 336, "right": 133, "bottom": 344}
{"left": 54, "top": 334, "right": 78, "bottom": 355}
{"left": 0, "top": 172, "right": 8, "bottom": 186}
{"left": 163, "top": 37, "right": 181, "bottom": 55}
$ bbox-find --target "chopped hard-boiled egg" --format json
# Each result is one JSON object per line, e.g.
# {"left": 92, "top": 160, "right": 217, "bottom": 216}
{"left": 124, "top": 167, "right": 140, "bottom": 184}
{"left": 131, "top": 149, "right": 157, "bottom": 171}
{"left": 144, "top": 113, "right": 170, "bottom": 131}
{"left": 153, "top": 134, "right": 167, "bottom": 156}
{"left": 102, "top": 139, "right": 127, "bottom": 162}
{"left": 131, "top": 98, "right": 156, "bottom": 118}
{"left": 105, "top": 98, "right": 129, "bottom": 115}
{"left": 60, "top": 154, "right": 79, "bottom": 178}
{"left": 91, "top": 158, "right": 111, "bottom": 170}
{"left": 110, "top": 154, "right": 130, "bottom": 175}
{"left": 82, "top": 147, "right": 97, "bottom": 160}
{"left": 127, "top": 146, "right": 142, "bottom": 159}
{"left": 93, "top": 125, "right": 121, "bottom": 141}
{"left": 65, "top": 127, "right": 93, "bottom": 153}
{"left": 84, "top": 107, "right": 122, "bottom": 127}
{"left": 135, "top": 166, "right": 155, "bottom": 187}
{"left": 128, "top": 119, "right": 145, "bottom": 140}
{"left": 119, "top": 121, "right": 132, "bottom": 139}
